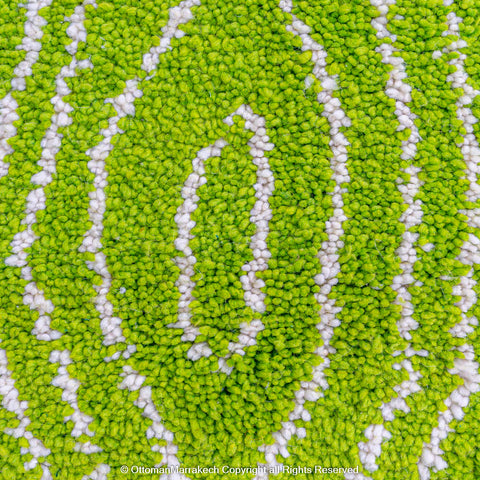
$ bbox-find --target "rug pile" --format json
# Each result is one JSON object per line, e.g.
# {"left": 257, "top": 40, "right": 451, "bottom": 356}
{"left": 0, "top": 0, "right": 479, "bottom": 479}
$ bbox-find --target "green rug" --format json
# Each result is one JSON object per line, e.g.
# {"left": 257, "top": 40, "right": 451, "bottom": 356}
{"left": 1, "top": 0, "right": 480, "bottom": 479}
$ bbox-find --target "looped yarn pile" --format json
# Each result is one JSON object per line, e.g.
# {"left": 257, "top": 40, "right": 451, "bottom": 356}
{"left": 0, "top": 0, "right": 479, "bottom": 479}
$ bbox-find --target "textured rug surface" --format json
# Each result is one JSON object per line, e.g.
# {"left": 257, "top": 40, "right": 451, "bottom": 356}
{"left": 1, "top": 0, "right": 480, "bottom": 479}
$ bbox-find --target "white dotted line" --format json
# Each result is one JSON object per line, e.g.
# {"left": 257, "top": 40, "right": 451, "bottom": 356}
{"left": 419, "top": 240, "right": 480, "bottom": 480}
{"left": 356, "top": 360, "right": 422, "bottom": 474}
{"left": 170, "top": 139, "right": 228, "bottom": 360}
{"left": 78, "top": 3, "right": 201, "bottom": 474}
{"left": 225, "top": 105, "right": 275, "bottom": 315}
{"left": 418, "top": 340, "right": 480, "bottom": 479}
{"left": 2, "top": 3, "right": 97, "bottom": 477}
{"left": 372, "top": 3, "right": 423, "bottom": 342}
{"left": 0, "top": 92, "right": 19, "bottom": 178}
{"left": 444, "top": 10, "right": 480, "bottom": 207}
{"left": 349, "top": 1, "right": 426, "bottom": 476}
{"left": 453, "top": 236, "right": 480, "bottom": 339}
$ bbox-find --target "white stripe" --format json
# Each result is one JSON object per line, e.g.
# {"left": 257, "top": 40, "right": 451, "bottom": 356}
{"left": 217, "top": 107, "right": 276, "bottom": 371}
{"left": 171, "top": 105, "right": 274, "bottom": 365}
{"left": 372, "top": 4, "right": 422, "bottom": 339}
{"left": 5, "top": 0, "right": 97, "bottom": 342}
{"left": 81, "top": 0, "right": 201, "bottom": 351}
{"left": 417, "top": 5, "right": 480, "bottom": 479}
{"left": 73, "top": 442, "right": 103, "bottom": 454}
{"left": 357, "top": 360, "right": 422, "bottom": 473}
{"left": 419, "top": 242, "right": 480, "bottom": 480}
{"left": 3, "top": 0, "right": 102, "bottom": 467}
{"left": 345, "top": 0, "right": 427, "bottom": 476}
{"left": 346, "top": 362, "right": 423, "bottom": 480}
{"left": 0, "top": 0, "right": 53, "bottom": 178}
{"left": 225, "top": 105, "right": 275, "bottom": 315}
{"left": 254, "top": 3, "right": 352, "bottom": 476}
{"left": 170, "top": 139, "right": 228, "bottom": 358}
{"left": 119, "top": 367, "right": 190, "bottom": 479}
{"left": 78, "top": 3, "right": 201, "bottom": 473}
{"left": 49, "top": 350, "right": 101, "bottom": 452}
{"left": 443, "top": 11, "right": 480, "bottom": 206}
{"left": 418, "top": 342, "right": 480, "bottom": 479}
{"left": 0, "top": 347, "right": 52, "bottom": 478}
{"left": 452, "top": 239, "right": 480, "bottom": 339}
{"left": 0, "top": 93, "right": 18, "bottom": 177}
{"left": 80, "top": 78, "right": 145, "bottom": 347}
{"left": 141, "top": 2, "right": 197, "bottom": 74}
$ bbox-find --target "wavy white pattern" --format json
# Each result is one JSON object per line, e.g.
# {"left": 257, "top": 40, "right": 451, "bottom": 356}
{"left": 418, "top": 236, "right": 480, "bottom": 479}
{"left": 0, "top": 93, "right": 19, "bottom": 177}
{"left": 253, "top": 3, "right": 352, "bottom": 477}
{"left": 0, "top": 0, "right": 54, "bottom": 178}
{"left": 119, "top": 367, "right": 189, "bottom": 478}
{"left": 5, "top": 0, "right": 97, "bottom": 342}
{"left": 2, "top": 2, "right": 98, "bottom": 473}
{"left": 225, "top": 105, "right": 275, "bottom": 315}
{"left": 3, "top": 2, "right": 105, "bottom": 469}
{"left": 81, "top": 0, "right": 201, "bottom": 351}
{"left": 3, "top": 1, "right": 480, "bottom": 478}
{"left": 418, "top": 339, "right": 480, "bottom": 479}
{"left": 170, "top": 138, "right": 228, "bottom": 359}
{"left": 0, "top": 346, "right": 52, "bottom": 478}
{"left": 50, "top": 350, "right": 101, "bottom": 453}
{"left": 357, "top": 360, "right": 422, "bottom": 474}
{"left": 77, "top": 3, "right": 201, "bottom": 474}
{"left": 443, "top": 10, "right": 480, "bottom": 207}
{"left": 347, "top": 0, "right": 427, "bottom": 476}
{"left": 2, "top": 1, "right": 201, "bottom": 474}
{"left": 170, "top": 105, "right": 274, "bottom": 366}
{"left": 417, "top": 5, "right": 480, "bottom": 479}
{"left": 372, "top": 5, "right": 423, "bottom": 341}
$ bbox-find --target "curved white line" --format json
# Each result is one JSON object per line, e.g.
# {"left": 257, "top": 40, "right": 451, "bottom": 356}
{"left": 356, "top": 360, "right": 422, "bottom": 474}
{"left": 418, "top": 5, "right": 480, "bottom": 479}
{"left": 225, "top": 105, "right": 275, "bottom": 315}
{"left": 50, "top": 350, "right": 101, "bottom": 452}
{"left": 81, "top": 0, "right": 201, "bottom": 351}
{"left": 373, "top": 5, "right": 423, "bottom": 343}
{"left": 119, "top": 367, "right": 190, "bottom": 479}
{"left": 76, "top": 3, "right": 202, "bottom": 473}
{"left": 349, "top": 0, "right": 427, "bottom": 476}
{"left": 170, "top": 139, "right": 227, "bottom": 359}
{"left": 254, "top": 3, "right": 352, "bottom": 476}
{"left": 0, "top": 0, "right": 53, "bottom": 178}
{"left": 0, "top": 346, "right": 52, "bottom": 477}
{"left": 418, "top": 340, "right": 480, "bottom": 479}
{"left": 5, "top": 0, "right": 97, "bottom": 342}
{"left": 171, "top": 104, "right": 275, "bottom": 366}
{"left": 0, "top": 93, "right": 19, "bottom": 177}
{"left": 419, "top": 242, "right": 480, "bottom": 480}
{"left": 2, "top": 3, "right": 97, "bottom": 477}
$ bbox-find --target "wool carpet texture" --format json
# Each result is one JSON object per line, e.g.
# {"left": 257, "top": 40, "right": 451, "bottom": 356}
{"left": 1, "top": 0, "right": 480, "bottom": 479}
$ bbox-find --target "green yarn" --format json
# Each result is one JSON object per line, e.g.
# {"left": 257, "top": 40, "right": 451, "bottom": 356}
{"left": 0, "top": 0, "right": 479, "bottom": 479}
